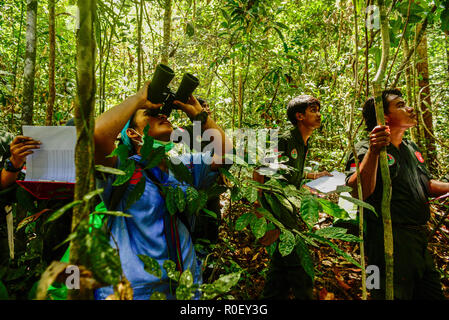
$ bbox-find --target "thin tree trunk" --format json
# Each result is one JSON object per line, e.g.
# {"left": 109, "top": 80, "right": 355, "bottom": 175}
{"left": 403, "top": 38, "right": 417, "bottom": 141}
{"left": 161, "top": 0, "right": 172, "bottom": 64}
{"left": 372, "top": 0, "right": 394, "bottom": 300}
{"left": 350, "top": 0, "right": 367, "bottom": 300}
{"left": 12, "top": 0, "right": 25, "bottom": 93}
{"left": 136, "top": 0, "right": 143, "bottom": 89}
{"left": 238, "top": 72, "right": 243, "bottom": 128}
{"left": 415, "top": 24, "right": 436, "bottom": 169}
{"left": 22, "top": 0, "right": 38, "bottom": 125}
{"left": 46, "top": 0, "right": 56, "bottom": 125}
{"left": 69, "top": 0, "right": 97, "bottom": 300}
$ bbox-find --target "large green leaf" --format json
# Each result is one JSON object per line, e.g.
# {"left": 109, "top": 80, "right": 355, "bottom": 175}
{"left": 138, "top": 254, "right": 162, "bottom": 278}
{"left": 165, "top": 186, "right": 177, "bottom": 216}
{"left": 113, "top": 159, "right": 136, "bottom": 186}
{"left": 295, "top": 235, "right": 314, "bottom": 280}
{"left": 163, "top": 260, "right": 180, "bottom": 282}
{"left": 250, "top": 216, "right": 267, "bottom": 239}
{"left": 140, "top": 125, "right": 154, "bottom": 160}
{"left": 45, "top": 200, "right": 83, "bottom": 224}
{"left": 175, "top": 186, "right": 186, "bottom": 212}
{"left": 314, "top": 227, "right": 361, "bottom": 242}
{"left": 143, "top": 146, "right": 166, "bottom": 170}
{"left": 235, "top": 212, "right": 255, "bottom": 231}
{"left": 316, "top": 198, "right": 349, "bottom": 219}
{"left": 242, "top": 185, "right": 258, "bottom": 203}
{"left": 300, "top": 195, "right": 320, "bottom": 229}
{"left": 168, "top": 160, "right": 193, "bottom": 185}
{"left": 126, "top": 176, "right": 146, "bottom": 209}
{"left": 339, "top": 195, "right": 377, "bottom": 217}
{"left": 95, "top": 165, "right": 126, "bottom": 176}
{"left": 186, "top": 187, "right": 200, "bottom": 216}
{"left": 309, "top": 233, "right": 362, "bottom": 268}
{"left": 179, "top": 269, "right": 194, "bottom": 288}
{"left": 278, "top": 230, "right": 295, "bottom": 257}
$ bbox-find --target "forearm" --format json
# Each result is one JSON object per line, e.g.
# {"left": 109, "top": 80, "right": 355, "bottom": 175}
{"left": 94, "top": 94, "right": 141, "bottom": 165}
{"left": 201, "top": 117, "right": 232, "bottom": 157}
{"left": 0, "top": 169, "right": 19, "bottom": 190}
{"left": 347, "top": 150, "right": 379, "bottom": 200}
{"left": 428, "top": 180, "right": 449, "bottom": 197}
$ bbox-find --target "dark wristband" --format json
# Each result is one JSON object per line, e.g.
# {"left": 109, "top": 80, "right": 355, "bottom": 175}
{"left": 4, "top": 158, "right": 23, "bottom": 172}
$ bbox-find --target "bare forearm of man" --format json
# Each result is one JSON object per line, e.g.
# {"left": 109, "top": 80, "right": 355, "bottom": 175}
{"left": 428, "top": 180, "right": 449, "bottom": 198}
{"left": 0, "top": 169, "right": 20, "bottom": 190}
{"left": 347, "top": 149, "right": 380, "bottom": 200}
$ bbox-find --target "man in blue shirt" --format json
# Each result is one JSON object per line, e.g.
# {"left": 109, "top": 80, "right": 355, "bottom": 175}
{"left": 93, "top": 81, "right": 232, "bottom": 299}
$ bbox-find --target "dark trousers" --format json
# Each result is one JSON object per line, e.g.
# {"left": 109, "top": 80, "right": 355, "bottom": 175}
{"left": 262, "top": 251, "right": 313, "bottom": 300}
{"left": 366, "top": 221, "right": 445, "bottom": 300}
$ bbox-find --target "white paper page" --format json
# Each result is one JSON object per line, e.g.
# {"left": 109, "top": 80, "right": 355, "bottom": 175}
{"left": 22, "top": 126, "right": 76, "bottom": 182}
{"left": 305, "top": 170, "right": 347, "bottom": 193}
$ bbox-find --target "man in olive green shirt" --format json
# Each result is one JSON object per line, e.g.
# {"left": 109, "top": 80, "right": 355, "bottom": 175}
{"left": 255, "top": 95, "right": 330, "bottom": 299}
{"left": 346, "top": 89, "right": 449, "bottom": 299}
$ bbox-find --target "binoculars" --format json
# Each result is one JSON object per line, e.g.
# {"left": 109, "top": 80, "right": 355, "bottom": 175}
{"left": 146, "top": 64, "right": 199, "bottom": 118}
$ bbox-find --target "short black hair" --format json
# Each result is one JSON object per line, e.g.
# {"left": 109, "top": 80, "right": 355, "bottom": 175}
{"left": 362, "top": 88, "right": 403, "bottom": 132}
{"left": 286, "top": 95, "right": 320, "bottom": 125}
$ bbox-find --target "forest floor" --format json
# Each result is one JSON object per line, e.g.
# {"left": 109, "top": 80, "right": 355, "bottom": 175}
{"left": 207, "top": 196, "right": 449, "bottom": 300}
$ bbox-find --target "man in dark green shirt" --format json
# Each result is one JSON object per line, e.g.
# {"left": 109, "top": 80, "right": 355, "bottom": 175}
{"left": 346, "top": 89, "right": 449, "bottom": 299}
{"left": 255, "top": 95, "right": 330, "bottom": 299}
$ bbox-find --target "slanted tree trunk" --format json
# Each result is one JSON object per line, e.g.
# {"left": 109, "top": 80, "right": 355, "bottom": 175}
{"left": 415, "top": 24, "right": 436, "bottom": 170}
{"left": 46, "top": 0, "right": 56, "bottom": 125}
{"left": 161, "top": 0, "right": 172, "bottom": 64}
{"left": 22, "top": 0, "right": 38, "bottom": 125}
{"left": 372, "top": 0, "right": 394, "bottom": 300}
{"left": 69, "top": 0, "right": 97, "bottom": 300}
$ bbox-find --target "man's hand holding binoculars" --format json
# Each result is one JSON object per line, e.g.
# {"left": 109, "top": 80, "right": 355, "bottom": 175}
{"left": 173, "top": 95, "right": 203, "bottom": 120}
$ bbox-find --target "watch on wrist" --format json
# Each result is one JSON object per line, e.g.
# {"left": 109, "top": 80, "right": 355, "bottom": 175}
{"left": 4, "top": 158, "right": 23, "bottom": 173}
{"left": 191, "top": 110, "right": 209, "bottom": 125}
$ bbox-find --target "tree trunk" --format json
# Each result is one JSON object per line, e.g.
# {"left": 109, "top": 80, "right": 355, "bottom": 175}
{"left": 21, "top": 0, "right": 38, "bottom": 125}
{"left": 69, "top": 0, "right": 97, "bottom": 300}
{"left": 136, "top": 0, "right": 143, "bottom": 89}
{"left": 46, "top": 0, "right": 56, "bottom": 125}
{"left": 372, "top": 0, "right": 394, "bottom": 300}
{"left": 238, "top": 72, "right": 243, "bottom": 128}
{"left": 161, "top": 0, "right": 172, "bottom": 64}
{"left": 415, "top": 24, "right": 436, "bottom": 169}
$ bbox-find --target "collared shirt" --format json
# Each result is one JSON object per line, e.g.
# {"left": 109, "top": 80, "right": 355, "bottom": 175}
{"left": 278, "top": 126, "right": 309, "bottom": 187}
{"left": 345, "top": 139, "right": 431, "bottom": 225}
{"left": 95, "top": 152, "right": 218, "bottom": 300}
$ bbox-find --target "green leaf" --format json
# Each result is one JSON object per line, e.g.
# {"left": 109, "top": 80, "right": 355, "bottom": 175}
{"left": 235, "top": 212, "right": 255, "bottom": 231}
{"left": 0, "top": 281, "right": 9, "bottom": 300}
{"left": 278, "top": 230, "right": 295, "bottom": 256}
{"left": 168, "top": 160, "right": 193, "bottom": 185}
{"left": 316, "top": 198, "right": 349, "bottom": 219}
{"left": 179, "top": 269, "right": 194, "bottom": 288}
{"left": 295, "top": 235, "right": 314, "bottom": 280}
{"left": 95, "top": 165, "right": 126, "bottom": 176}
{"left": 242, "top": 186, "right": 258, "bottom": 203}
{"left": 256, "top": 207, "right": 285, "bottom": 230}
{"left": 140, "top": 125, "right": 154, "bottom": 160}
{"left": 107, "top": 144, "right": 129, "bottom": 162}
{"left": 202, "top": 208, "right": 217, "bottom": 219}
{"left": 165, "top": 187, "right": 177, "bottom": 216}
{"left": 309, "top": 233, "right": 362, "bottom": 268}
{"left": 16, "top": 186, "right": 37, "bottom": 213}
{"left": 186, "top": 187, "right": 200, "bottom": 216}
{"left": 138, "top": 254, "right": 162, "bottom": 278}
{"left": 176, "top": 284, "right": 194, "bottom": 300}
{"left": 300, "top": 195, "right": 320, "bottom": 229}
{"left": 175, "top": 186, "right": 186, "bottom": 212}
{"left": 126, "top": 175, "right": 146, "bottom": 209}
{"left": 112, "top": 159, "right": 136, "bottom": 186}
{"left": 231, "top": 187, "right": 243, "bottom": 202}
{"left": 83, "top": 188, "right": 104, "bottom": 202}
{"left": 45, "top": 200, "right": 83, "bottom": 224}
{"left": 339, "top": 195, "right": 377, "bottom": 217}
{"left": 211, "top": 272, "right": 241, "bottom": 293}
{"left": 250, "top": 216, "right": 267, "bottom": 239}
{"left": 314, "top": 227, "right": 361, "bottom": 242}
{"left": 163, "top": 260, "right": 180, "bottom": 282}
{"left": 143, "top": 146, "right": 166, "bottom": 170}
{"left": 150, "top": 292, "right": 166, "bottom": 300}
